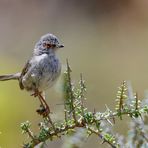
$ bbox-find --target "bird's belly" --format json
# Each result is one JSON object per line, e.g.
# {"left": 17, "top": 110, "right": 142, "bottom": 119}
{"left": 38, "top": 71, "right": 60, "bottom": 91}
{"left": 22, "top": 54, "right": 61, "bottom": 91}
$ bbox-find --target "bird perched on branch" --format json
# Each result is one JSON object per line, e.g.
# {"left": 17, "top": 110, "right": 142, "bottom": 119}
{"left": 0, "top": 33, "right": 64, "bottom": 116}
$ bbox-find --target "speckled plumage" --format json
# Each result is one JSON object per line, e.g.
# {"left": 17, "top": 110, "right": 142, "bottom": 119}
{"left": 0, "top": 33, "right": 64, "bottom": 93}
{"left": 21, "top": 49, "right": 61, "bottom": 91}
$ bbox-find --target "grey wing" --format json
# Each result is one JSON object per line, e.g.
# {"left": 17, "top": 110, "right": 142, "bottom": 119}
{"left": 19, "top": 60, "right": 31, "bottom": 90}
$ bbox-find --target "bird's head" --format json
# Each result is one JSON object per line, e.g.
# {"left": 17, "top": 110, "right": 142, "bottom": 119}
{"left": 34, "top": 33, "right": 64, "bottom": 55}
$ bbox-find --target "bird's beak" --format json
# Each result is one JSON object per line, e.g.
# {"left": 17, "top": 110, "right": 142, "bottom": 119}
{"left": 57, "top": 44, "right": 64, "bottom": 48}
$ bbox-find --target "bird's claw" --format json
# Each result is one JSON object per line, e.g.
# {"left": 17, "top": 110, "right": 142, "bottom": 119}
{"left": 36, "top": 105, "right": 50, "bottom": 117}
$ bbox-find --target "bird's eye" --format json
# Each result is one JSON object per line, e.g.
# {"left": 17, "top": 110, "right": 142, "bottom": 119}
{"left": 43, "top": 43, "right": 56, "bottom": 48}
{"left": 47, "top": 44, "right": 52, "bottom": 48}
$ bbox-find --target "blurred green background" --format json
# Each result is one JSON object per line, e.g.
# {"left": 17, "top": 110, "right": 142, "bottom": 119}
{"left": 0, "top": 0, "right": 148, "bottom": 147}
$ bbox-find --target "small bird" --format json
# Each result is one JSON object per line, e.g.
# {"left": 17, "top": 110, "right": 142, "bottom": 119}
{"left": 0, "top": 33, "right": 64, "bottom": 116}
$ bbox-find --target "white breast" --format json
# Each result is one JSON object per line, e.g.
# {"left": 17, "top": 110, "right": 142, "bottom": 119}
{"left": 22, "top": 53, "right": 61, "bottom": 91}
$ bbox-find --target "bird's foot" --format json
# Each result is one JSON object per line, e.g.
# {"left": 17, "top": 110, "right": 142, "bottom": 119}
{"left": 31, "top": 89, "right": 51, "bottom": 117}
{"left": 36, "top": 105, "right": 50, "bottom": 117}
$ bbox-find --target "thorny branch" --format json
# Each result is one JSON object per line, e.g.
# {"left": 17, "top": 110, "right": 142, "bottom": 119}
{"left": 21, "top": 61, "right": 148, "bottom": 148}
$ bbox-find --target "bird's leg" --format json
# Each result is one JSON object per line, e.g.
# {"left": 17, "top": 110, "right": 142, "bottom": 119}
{"left": 38, "top": 92, "right": 50, "bottom": 116}
{"left": 37, "top": 92, "right": 58, "bottom": 133}
{"left": 31, "top": 89, "right": 50, "bottom": 116}
{"left": 31, "top": 90, "right": 58, "bottom": 134}
{"left": 31, "top": 90, "right": 45, "bottom": 107}
{"left": 31, "top": 90, "right": 41, "bottom": 97}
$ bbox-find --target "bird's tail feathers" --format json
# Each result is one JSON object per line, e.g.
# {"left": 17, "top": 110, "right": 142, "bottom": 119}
{"left": 0, "top": 73, "right": 21, "bottom": 81}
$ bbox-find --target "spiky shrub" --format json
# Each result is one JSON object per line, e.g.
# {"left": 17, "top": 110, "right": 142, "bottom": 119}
{"left": 21, "top": 60, "right": 148, "bottom": 148}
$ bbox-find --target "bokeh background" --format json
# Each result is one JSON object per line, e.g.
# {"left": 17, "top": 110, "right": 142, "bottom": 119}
{"left": 0, "top": 0, "right": 148, "bottom": 147}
